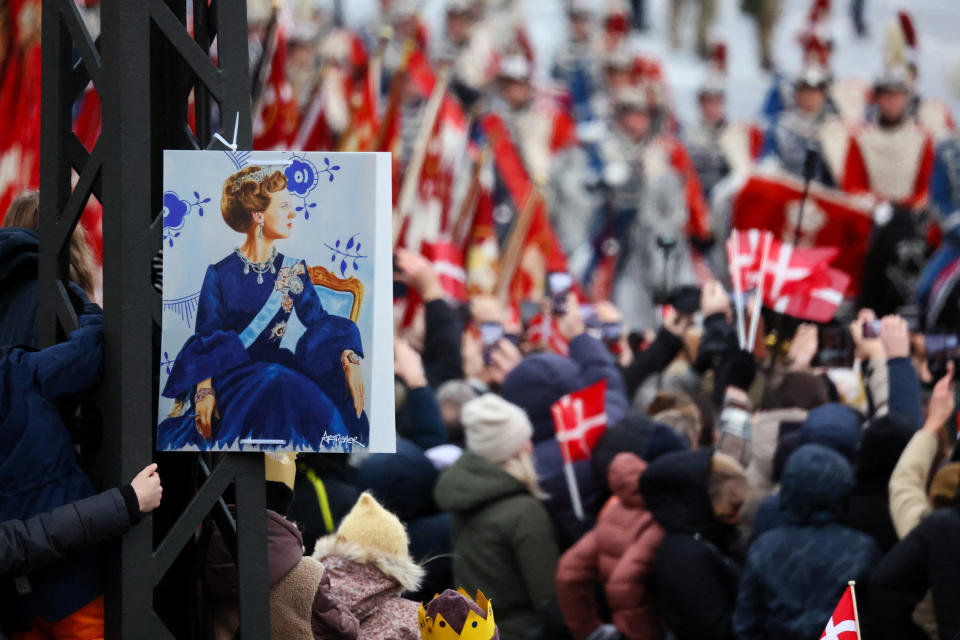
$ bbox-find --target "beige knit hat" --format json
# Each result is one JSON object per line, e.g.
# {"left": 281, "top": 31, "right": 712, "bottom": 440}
{"left": 336, "top": 492, "right": 410, "bottom": 559}
{"left": 462, "top": 394, "right": 533, "bottom": 464}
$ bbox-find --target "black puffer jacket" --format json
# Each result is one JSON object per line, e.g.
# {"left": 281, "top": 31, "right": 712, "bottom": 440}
{"left": 0, "top": 486, "right": 138, "bottom": 577}
{"left": 640, "top": 450, "right": 743, "bottom": 640}
{"left": 866, "top": 495, "right": 960, "bottom": 640}
{"left": 846, "top": 413, "right": 915, "bottom": 553}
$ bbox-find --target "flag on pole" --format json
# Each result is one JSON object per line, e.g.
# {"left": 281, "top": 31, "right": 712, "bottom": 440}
{"left": 421, "top": 240, "right": 467, "bottom": 302}
{"left": 728, "top": 229, "right": 850, "bottom": 324}
{"left": 551, "top": 379, "right": 608, "bottom": 463}
{"left": 820, "top": 583, "right": 861, "bottom": 640}
{"left": 551, "top": 379, "right": 608, "bottom": 521}
{"left": 732, "top": 172, "right": 873, "bottom": 293}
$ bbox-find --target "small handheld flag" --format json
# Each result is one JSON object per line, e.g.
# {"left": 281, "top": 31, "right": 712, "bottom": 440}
{"left": 820, "top": 582, "right": 861, "bottom": 640}
{"left": 551, "top": 379, "right": 608, "bottom": 521}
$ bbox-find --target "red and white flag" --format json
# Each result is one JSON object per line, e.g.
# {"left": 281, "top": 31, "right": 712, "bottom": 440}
{"left": 726, "top": 228, "right": 766, "bottom": 291}
{"left": 761, "top": 239, "right": 849, "bottom": 323}
{"left": 551, "top": 379, "right": 608, "bottom": 463}
{"left": 526, "top": 313, "right": 570, "bottom": 357}
{"left": 421, "top": 240, "right": 467, "bottom": 302}
{"left": 732, "top": 172, "right": 873, "bottom": 293}
{"left": 728, "top": 229, "right": 849, "bottom": 323}
{"left": 820, "top": 584, "right": 860, "bottom": 640}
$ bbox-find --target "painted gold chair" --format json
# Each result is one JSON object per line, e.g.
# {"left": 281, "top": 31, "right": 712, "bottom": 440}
{"left": 308, "top": 265, "right": 364, "bottom": 322}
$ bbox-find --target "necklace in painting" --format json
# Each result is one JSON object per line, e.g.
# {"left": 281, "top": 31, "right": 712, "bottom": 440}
{"left": 234, "top": 246, "right": 278, "bottom": 285}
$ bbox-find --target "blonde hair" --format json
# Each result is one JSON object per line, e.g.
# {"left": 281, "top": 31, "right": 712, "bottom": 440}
{"left": 708, "top": 452, "right": 746, "bottom": 500}
{"left": 220, "top": 166, "right": 287, "bottom": 233}
{"left": 3, "top": 190, "right": 97, "bottom": 297}
{"left": 654, "top": 406, "right": 703, "bottom": 448}
{"left": 500, "top": 449, "right": 549, "bottom": 500}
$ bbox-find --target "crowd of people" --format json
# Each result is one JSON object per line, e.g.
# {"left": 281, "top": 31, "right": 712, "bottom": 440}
{"left": 3, "top": 0, "right": 960, "bottom": 639}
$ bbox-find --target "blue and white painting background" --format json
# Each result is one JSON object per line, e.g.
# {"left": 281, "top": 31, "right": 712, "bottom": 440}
{"left": 158, "top": 150, "right": 395, "bottom": 452}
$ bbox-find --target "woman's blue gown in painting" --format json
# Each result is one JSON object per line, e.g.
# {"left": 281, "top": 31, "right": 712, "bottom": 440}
{"left": 158, "top": 251, "right": 368, "bottom": 451}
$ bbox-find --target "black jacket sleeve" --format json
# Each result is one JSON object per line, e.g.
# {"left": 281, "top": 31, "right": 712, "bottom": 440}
{"left": 0, "top": 487, "right": 134, "bottom": 577}
{"left": 863, "top": 518, "right": 933, "bottom": 640}
{"left": 622, "top": 327, "right": 684, "bottom": 401}
{"left": 421, "top": 299, "right": 463, "bottom": 388}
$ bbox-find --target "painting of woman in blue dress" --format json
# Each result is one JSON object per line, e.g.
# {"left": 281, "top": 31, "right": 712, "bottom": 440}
{"left": 158, "top": 165, "right": 368, "bottom": 451}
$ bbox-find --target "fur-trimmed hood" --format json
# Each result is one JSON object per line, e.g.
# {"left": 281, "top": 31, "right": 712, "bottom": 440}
{"left": 311, "top": 535, "right": 424, "bottom": 594}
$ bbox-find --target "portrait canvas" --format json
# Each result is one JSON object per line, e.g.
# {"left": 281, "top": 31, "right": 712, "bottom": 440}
{"left": 157, "top": 150, "right": 394, "bottom": 453}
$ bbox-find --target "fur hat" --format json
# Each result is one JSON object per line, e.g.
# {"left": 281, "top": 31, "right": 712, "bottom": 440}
{"left": 336, "top": 492, "right": 410, "bottom": 560}
{"left": 462, "top": 394, "right": 533, "bottom": 464}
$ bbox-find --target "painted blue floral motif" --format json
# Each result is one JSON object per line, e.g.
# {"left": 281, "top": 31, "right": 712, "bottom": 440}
{"left": 325, "top": 234, "right": 367, "bottom": 277}
{"left": 162, "top": 190, "right": 211, "bottom": 247}
{"left": 284, "top": 154, "right": 340, "bottom": 220}
{"left": 160, "top": 350, "right": 177, "bottom": 375}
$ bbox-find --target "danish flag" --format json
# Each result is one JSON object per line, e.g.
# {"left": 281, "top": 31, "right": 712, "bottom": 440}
{"left": 820, "top": 585, "right": 860, "bottom": 640}
{"left": 421, "top": 241, "right": 467, "bottom": 301}
{"left": 727, "top": 229, "right": 849, "bottom": 323}
{"left": 551, "top": 379, "right": 608, "bottom": 463}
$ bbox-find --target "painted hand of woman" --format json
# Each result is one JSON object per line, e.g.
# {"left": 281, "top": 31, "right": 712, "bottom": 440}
{"left": 344, "top": 360, "right": 366, "bottom": 418}
{"left": 195, "top": 379, "right": 218, "bottom": 441}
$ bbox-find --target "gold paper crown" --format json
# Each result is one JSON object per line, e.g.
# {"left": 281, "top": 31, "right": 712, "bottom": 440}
{"left": 418, "top": 589, "right": 496, "bottom": 640}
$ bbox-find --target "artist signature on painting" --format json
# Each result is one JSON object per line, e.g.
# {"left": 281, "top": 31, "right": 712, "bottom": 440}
{"left": 320, "top": 431, "right": 366, "bottom": 449}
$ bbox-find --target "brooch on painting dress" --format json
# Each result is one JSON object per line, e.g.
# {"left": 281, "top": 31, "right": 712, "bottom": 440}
{"left": 275, "top": 263, "right": 306, "bottom": 315}
{"left": 269, "top": 320, "right": 287, "bottom": 342}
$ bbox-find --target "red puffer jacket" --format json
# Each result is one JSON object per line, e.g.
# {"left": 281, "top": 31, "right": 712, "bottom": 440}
{"left": 556, "top": 453, "right": 665, "bottom": 640}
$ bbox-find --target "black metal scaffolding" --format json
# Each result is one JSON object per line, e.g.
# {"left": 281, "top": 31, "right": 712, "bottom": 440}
{"left": 38, "top": 1, "right": 270, "bottom": 636}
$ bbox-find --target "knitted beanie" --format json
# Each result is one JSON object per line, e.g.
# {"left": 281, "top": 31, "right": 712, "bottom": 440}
{"left": 462, "top": 394, "right": 533, "bottom": 464}
{"left": 336, "top": 492, "right": 410, "bottom": 560}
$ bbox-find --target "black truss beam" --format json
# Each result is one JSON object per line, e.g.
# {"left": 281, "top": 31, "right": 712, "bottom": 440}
{"left": 39, "top": 0, "right": 268, "bottom": 637}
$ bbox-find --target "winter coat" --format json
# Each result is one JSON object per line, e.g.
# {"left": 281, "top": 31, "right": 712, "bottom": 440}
{"left": 867, "top": 503, "right": 960, "bottom": 640}
{"left": 0, "top": 296, "right": 103, "bottom": 629}
{"left": 749, "top": 403, "right": 861, "bottom": 542}
{"left": 434, "top": 451, "right": 559, "bottom": 640}
{"left": 556, "top": 453, "right": 665, "bottom": 640}
{"left": 502, "top": 334, "right": 628, "bottom": 546}
{"left": 0, "top": 227, "right": 38, "bottom": 349}
{"left": 0, "top": 486, "right": 139, "bottom": 577}
{"left": 640, "top": 450, "right": 743, "bottom": 640}
{"left": 888, "top": 429, "right": 938, "bottom": 539}
{"left": 312, "top": 535, "right": 426, "bottom": 640}
{"left": 733, "top": 445, "right": 880, "bottom": 640}
{"left": 846, "top": 413, "right": 915, "bottom": 553}
{"left": 533, "top": 438, "right": 598, "bottom": 548}
{"left": 206, "top": 510, "right": 359, "bottom": 640}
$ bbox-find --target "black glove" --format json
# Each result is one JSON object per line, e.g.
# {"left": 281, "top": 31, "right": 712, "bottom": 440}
{"left": 712, "top": 348, "right": 759, "bottom": 406}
